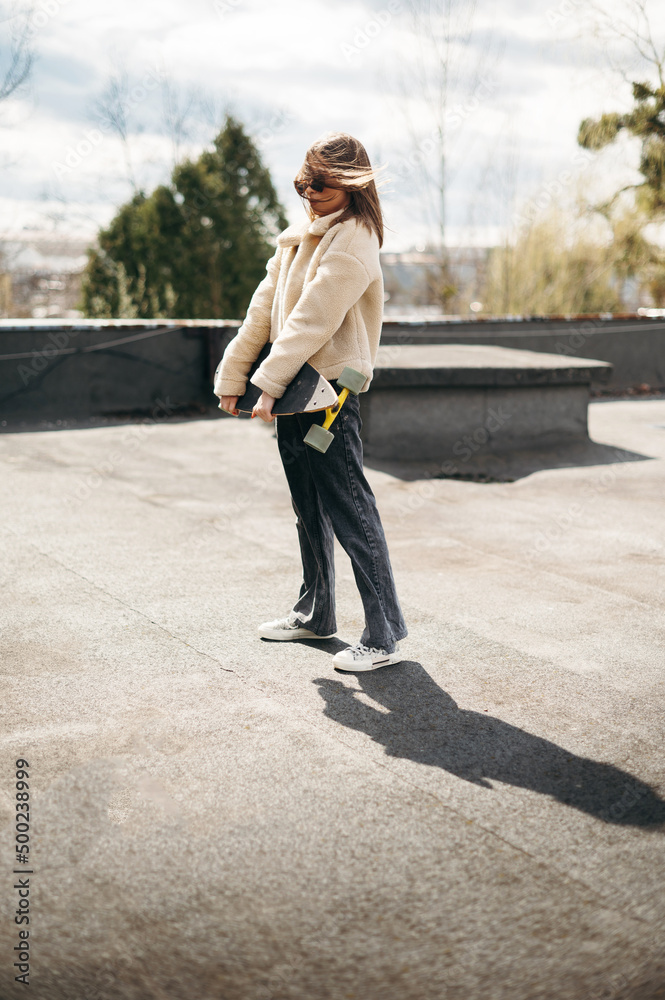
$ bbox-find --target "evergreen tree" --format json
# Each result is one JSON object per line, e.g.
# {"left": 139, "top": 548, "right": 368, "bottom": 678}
{"left": 577, "top": 78, "right": 665, "bottom": 305}
{"left": 578, "top": 82, "right": 665, "bottom": 216}
{"left": 81, "top": 115, "right": 288, "bottom": 319}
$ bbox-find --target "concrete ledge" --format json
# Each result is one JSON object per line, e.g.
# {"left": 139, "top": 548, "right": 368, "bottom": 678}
{"left": 379, "top": 315, "right": 665, "bottom": 390}
{"left": 372, "top": 344, "right": 612, "bottom": 387}
{"left": 361, "top": 344, "right": 613, "bottom": 467}
{"left": 0, "top": 319, "right": 647, "bottom": 430}
{"left": 0, "top": 320, "right": 239, "bottom": 426}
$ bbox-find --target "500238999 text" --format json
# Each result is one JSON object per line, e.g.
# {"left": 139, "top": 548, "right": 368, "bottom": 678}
{"left": 13, "top": 758, "right": 32, "bottom": 985}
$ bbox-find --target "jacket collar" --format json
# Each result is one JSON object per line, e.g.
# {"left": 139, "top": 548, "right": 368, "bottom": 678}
{"left": 277, "top": 207, "right": 346, "bottom": 247}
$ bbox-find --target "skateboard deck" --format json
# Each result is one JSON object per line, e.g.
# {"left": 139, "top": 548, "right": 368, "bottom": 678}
{"left": 235, "top": 343, "right": 338, "bottom": 415}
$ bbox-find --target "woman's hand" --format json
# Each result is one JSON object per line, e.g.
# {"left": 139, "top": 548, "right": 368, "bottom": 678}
{"left": 252, "top": 391, "right": 276, "bottom": 422}
{"left": 219, "top": 395, "right": 239, "bottom": 415}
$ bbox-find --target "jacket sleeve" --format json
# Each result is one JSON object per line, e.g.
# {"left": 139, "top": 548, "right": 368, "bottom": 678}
{"left": 213, "top": 248, "right": 280, "bottom": 398}
{"left": 249, "top": 249, "right": 370, "bottom": 398}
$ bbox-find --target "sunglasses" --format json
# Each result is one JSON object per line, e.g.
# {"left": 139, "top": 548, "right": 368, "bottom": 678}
{"left": 293, "top": 175, "right": 329, "bottom": 196}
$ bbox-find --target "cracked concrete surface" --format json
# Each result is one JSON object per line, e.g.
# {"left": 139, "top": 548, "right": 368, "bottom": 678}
{"left": 1, "top": 399, "right": 664, "bottom": 1000}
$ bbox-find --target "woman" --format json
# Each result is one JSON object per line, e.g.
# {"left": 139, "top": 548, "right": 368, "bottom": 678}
{"left": 214, "top": 131, "right": 407, "bottom": 671}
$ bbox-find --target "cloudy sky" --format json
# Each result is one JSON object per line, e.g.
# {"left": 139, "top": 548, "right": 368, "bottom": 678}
{"left": 0, "top": 0, "right": 663, "bottom": 251}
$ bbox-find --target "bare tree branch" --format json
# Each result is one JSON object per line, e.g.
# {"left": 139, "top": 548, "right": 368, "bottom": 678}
{"left": 0, "top": 4, "right": 34, "bottom": 103}
{"left": 92, "top": 67, "right": 138, "bottom": 193}
{"left": 160, "top": 79, "right": 202, "bottom": 168}
{"left": 385, "top": 0, "right": 502, "bottom": 308}
{"left": 586, "top": 0, "right": 665, "bottom": 87}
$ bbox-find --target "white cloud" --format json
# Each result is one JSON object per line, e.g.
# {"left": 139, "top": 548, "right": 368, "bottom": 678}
{"left": 0, "top": 0, "right": 661, "bottom": 250}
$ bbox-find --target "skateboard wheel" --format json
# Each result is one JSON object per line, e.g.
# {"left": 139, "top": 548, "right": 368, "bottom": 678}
{"left": 303, "top": 423, "right": 335, "bottom": 453}
{"left": 337, "top": 367, "right": 365, "bottom": 395}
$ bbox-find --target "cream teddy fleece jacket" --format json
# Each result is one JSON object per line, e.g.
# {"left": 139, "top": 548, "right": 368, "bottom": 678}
{"left": 213, "top": 206, "right": 384, "bottom": 400}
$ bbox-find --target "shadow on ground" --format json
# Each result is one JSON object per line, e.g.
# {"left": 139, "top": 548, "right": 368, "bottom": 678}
{"left": 0, "top": 406, "right": 221, "bottom": 433}
{"left": 364, "top": 440, "right": 653, "bottom": 482}
{"left": 314, "top": 661, "right": 665, "bottom": 827}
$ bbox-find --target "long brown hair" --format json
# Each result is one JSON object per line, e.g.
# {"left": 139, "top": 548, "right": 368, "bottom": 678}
{"left": 294, "top": 132, "right": 384, "bottom": 248}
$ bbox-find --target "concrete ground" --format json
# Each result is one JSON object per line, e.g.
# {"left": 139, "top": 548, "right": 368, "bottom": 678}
{"left": 1, "top": 399, "right": 664, "bottom": 1000}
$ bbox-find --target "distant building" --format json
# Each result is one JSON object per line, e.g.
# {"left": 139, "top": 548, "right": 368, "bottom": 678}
{"left": 0, "top": 233, "right": 492, "bottom": 320}
{"left": 0, "top": 230, "right": 91, "bottom": 318}
{"left": 381, "top": 247, "right": 490, "bottom": 317}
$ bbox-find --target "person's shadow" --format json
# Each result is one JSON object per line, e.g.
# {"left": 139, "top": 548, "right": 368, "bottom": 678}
{"left": 314, "top": 660, "right": 665, "bottom": 827}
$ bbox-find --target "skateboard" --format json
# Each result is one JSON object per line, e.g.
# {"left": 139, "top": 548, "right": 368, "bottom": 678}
{"left": 233, "top": 344, "right": 338, "bottom": 416}
{"left": 221, "top": 343, "right": 365, "bottom": 453}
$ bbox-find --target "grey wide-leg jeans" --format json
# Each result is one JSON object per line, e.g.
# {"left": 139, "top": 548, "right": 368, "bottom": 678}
{"left": 275, "top": 385, "right": 407, "bottom": 653}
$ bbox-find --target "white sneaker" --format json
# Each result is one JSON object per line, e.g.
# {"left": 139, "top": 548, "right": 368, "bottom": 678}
{"left": 257, "top": 612, "right": 336, "bottom": 641}
{"left": 332, "top": 642, "right": 402, "bottom": 671}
